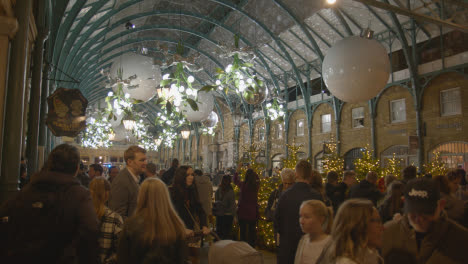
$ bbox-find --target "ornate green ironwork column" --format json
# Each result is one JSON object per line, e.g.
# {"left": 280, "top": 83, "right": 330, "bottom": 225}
{"left": 0, "top": 0, "right": 32, "bottom": 202}
{"left": 26, "top": 0, "right": 48, "bottom": 175}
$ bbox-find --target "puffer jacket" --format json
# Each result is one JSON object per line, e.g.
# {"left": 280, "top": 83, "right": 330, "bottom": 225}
{"left": 382, "top": 213, "right": 468, "bottom": 264}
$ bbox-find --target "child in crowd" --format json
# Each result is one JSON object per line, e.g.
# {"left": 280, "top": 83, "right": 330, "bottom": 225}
{"left": 89, "top": 177, "right": 123, "bottom": 264}
{"left": 295, "top": 200, "right": 333, "bottom": 264}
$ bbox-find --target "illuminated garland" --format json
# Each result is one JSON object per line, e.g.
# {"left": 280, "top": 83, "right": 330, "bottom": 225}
{"left": 80, "top": 115, "right": 113, "bottom": 149}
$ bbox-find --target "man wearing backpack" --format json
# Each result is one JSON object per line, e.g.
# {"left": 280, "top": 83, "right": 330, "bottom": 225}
{"left": 0, "top": 144, "right": 99, "bottom": 264}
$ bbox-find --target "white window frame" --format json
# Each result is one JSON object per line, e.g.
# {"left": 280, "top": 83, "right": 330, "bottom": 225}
{"left": 440, "top": 87, "right": 461, "bottom": 116}
{"left": 258, "top": 126, "right": 265, "bottom": 141}
{"left": 276, "top": 123, "right": 283, "bottom": 139}
{"left": 390, "top": 99, "right": 406, "bottom": 123}
{"left": 243, "top": 129, "right": 249, "bottom": 144}
{"left": 352, "top": 107, "right": 365, "bottom": 128}
{"left": 296, "top": 119, "right": 305, "bottom": 136}
{"left": 321, "top": 114, "right": 331, "bottom": 133}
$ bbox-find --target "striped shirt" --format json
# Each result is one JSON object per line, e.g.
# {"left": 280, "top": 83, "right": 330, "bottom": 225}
{"left": 99, "top": 207, "right": 123, "bottom": 264}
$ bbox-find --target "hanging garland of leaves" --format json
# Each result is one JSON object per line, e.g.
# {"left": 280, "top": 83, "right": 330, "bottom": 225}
{"left": 265, "top": 98, "right": 286, "bottom": 121}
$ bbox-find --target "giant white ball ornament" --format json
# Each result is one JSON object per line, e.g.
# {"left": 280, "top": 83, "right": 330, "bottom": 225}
{"left": 322, "top": 36, "right": 390, "bottom": 103}
{"left": 110, "top": 53, "right": 161, "bottom": 103}
{"left": 181, "top": 91, "right": 214, "bottom": 122}
{"left": 201, "top": 111, "right": 218, "bottom": 128}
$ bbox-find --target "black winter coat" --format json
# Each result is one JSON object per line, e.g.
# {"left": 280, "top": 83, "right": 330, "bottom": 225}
{"left": 349, "top": 179, "right": 383, "bottom": 206}
{"left": 274, "top": 182, "right": 323, "bottom": 264}
{"left": 169, "top": 186, "right": 207, "bottom": 230}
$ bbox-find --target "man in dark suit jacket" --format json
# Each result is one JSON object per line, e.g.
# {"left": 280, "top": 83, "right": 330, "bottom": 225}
{"left": 162, "top": 158, "right": 179, "bottom": 185}
{"left": 109, "top": 146, "right": 147, "bottom": 219}
{"left": 274, "top": 160, "right": 322, "bottom": 264}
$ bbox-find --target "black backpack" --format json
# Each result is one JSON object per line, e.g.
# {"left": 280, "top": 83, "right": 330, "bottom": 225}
{"left": 0, "top": 181, "right": 79, "bottom": 264}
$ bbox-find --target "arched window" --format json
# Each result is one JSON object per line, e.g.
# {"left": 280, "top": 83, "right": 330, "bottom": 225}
{"left": 381, "top": 145, "right": 416, "bottom": 168}
{"left": 344, "top": 148, "right": 364, "bottom": 170}
{"left": 315, "top": 151, "right": 324, "bottom": 173}
{"left": 271, "top": 153, "right": 285, "bottom": 169}
{"left": 429, "top": 142, "right": 468, "bottom": 169}
{"left": 297, "top": 152, "right": 308, "bottom": 160}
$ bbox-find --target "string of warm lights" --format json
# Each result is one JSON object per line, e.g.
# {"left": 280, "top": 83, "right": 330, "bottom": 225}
{"left": 80, "top": 116, "right": 113, "bottom": 149}
{"left": 353, "top": 146, "right": 380, "bottom": 180}
{"left": 423, "top": 151, "right": 448, "bottom": 176}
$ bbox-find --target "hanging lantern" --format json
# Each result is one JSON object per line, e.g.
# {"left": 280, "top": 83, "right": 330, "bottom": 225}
{"left": 181, "top": 91, "right": 214, "bottom": 122}
{"left": 110, "top": 53, "right": 161, "bottom": 103}
{"left": 201, "top": 111, "right": 218, "bottom": 128}
{"left": 122, "top": 118, "right": 136, "bottom": 131}
{"left": 108, "top": 132, "right": 116, "bottom": 141}
{"left": 181, "top": 129, "right": 190, "bottom": 140}
{"left": 154, "top": 138, "right": 162, "bottom": 146}
{"left": 322, "top": 30, "right": 390, "bottom": 103}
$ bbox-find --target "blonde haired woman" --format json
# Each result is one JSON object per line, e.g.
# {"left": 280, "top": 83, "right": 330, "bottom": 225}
{"left": 117, "top": 178, "right": 188, "bottom": 264}
{"left": 89, "top": 177, "right": 123, "bottom": 264}
{"left": 295, "top": 200, "right": 333, "bottom": 264}
{"left": 318, "top": 199, "right": 384, "bottom": 264}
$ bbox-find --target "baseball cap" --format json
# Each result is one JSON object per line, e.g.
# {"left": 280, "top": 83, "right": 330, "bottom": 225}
{"left": 404, "top": 178, "right": 440, "bottom": 215}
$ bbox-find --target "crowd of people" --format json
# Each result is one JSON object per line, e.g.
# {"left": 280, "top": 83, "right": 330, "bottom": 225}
{"left": 1, "top": 143, "right": 468, "bottom": 264}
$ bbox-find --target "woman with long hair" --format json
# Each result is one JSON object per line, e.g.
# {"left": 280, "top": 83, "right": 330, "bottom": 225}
{"left": 233, "top": 163, "right": 260, "bottom": 247}
{"left": 89, "top": 177, "right": 123, "bottom": 264}
{"left": 309, "top": 169, "right": 331, "bottom": 207}
{"left": 378, "top": 181, "right": 404, "bottom": 223}
{"left": 169, "top": 166, "right": 210, "bottom": 264}
{"left": 295, "top": 200, "right": 334, "bottom": 264}
{"left": 117, "top": 178, "right": 187, "bottom": 264}
{"left": 434, "top": 173, "right": 466, "bottom": 226}
{"left": 318, "top": 199, "right": 384, "bottom": 264}
{"left": 214, "top": 175, "right": 236, "bottom": 239}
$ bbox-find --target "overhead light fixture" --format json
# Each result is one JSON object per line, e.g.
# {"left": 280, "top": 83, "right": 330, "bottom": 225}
{"left": 123, "top": 118, "right": 136, "bottom": 131}
{"left": 125, "top": 21, "right": 135, "bottom": 30}
{"left": 326, "top": 0, "right": 337, "bottom": 4}
{"left": 154, "top": 138, "right": 162, "bottom": 146}
{"left": 181, "top": 128, "right": 190, "bottom": 140}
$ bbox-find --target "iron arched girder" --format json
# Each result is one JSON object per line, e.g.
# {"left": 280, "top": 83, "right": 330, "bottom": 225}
{"left": 75, "top": 31, "right": 280, "bottom": 96}
{"left": 75, "top": 36, "right": 227, "bottom": 90}
{"left": 53, "top": 0, "right": 110, "bottom": 87}
{"left": 56, "top": 0, "right": 142, "bottom": 84}
{"left": 82, "top": 48, "right": 243, "bottom": 123}
{"left": 331, "top": 8, "right": 353, "bottom": 36}
{"left": 50, "top": 0, "right": 87, "bottom": 85}
{"left": 65, "top": 11, "right": 285, "bottom": 93}
{"left": 66, "top": 8, "right": 304, "bottom": 96}
{"left": 272, "top": 0, "right": 324, "bottom": 61}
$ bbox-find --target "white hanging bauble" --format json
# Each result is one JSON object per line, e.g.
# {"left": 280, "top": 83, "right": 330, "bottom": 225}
{"left": 322, "top": 35, "right": 390, "bottom": 103}
{"left": 201, "top": 111, "right": 218, "bottom": 128}
{"left": 112, "top": 124, "right": 127, "bottom": 141}
{"left": 181, "top": 91, "right": 214, "bottom": 122}
{"left": 110, "top": 53, "right": 161, "bottom": 103}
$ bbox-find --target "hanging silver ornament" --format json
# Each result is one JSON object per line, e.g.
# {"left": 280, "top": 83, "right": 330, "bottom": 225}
{"left": 243, "top": 84, "right": 267, "bottom": 105}
{"left": 201, "top": 111, "right": 218, "bottom": 128}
